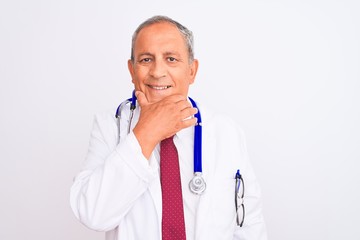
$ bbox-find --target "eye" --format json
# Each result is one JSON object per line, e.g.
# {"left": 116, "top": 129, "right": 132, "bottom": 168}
{"left": 139, "top": 58, "right": 152, "bottom": 63}
{"left": 167, "top": 57, "right": 177, "bottom": 62}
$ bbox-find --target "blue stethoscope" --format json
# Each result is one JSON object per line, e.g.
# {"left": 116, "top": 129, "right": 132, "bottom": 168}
{"left": 115, "top": 90, "right": 206, "bottom": 195}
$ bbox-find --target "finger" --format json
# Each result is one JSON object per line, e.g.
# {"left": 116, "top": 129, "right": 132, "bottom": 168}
{"left": 180, "top": 117, "right": 198, "bottom": 129}
{"left": 135, "top": 91, "right": 149, "bottom": 107}
{"left": 169, "top": 117, "right": 197, "bottom": 138}
{"left": 176, "top": 99, "right": 193, "bottom": 111}
{"left": 180, "top": 107, "right": 198, "bottom": 120}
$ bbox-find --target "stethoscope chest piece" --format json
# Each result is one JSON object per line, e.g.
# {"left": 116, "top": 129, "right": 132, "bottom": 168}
{"left": 189, "top": 172, "right": 206, "bottom": 194}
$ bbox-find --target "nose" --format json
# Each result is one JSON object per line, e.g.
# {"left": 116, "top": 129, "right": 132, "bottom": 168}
{"left": 149, "top": 59, "right": 167, "bottom": 79}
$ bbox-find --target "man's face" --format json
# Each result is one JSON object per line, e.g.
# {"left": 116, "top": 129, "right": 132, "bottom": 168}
{"left": 128, "top": 22, "right": 198, "bottom": 103}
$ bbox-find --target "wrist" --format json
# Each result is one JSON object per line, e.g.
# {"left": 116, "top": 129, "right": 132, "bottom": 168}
{"left": 133, "top": 126, "right": 159, "bottom": 159}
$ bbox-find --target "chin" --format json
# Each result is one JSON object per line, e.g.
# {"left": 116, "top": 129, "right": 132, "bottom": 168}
{"left": 145, "top": 91, "right": 173, "bottom": 103}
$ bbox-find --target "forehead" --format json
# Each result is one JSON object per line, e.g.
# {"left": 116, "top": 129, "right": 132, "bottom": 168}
{"left": 134, "top": 22, "right": 187, "bottom": 54}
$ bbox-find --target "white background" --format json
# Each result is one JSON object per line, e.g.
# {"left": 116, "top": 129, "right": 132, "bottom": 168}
{"left": 1, "top": 0, "right": 359, "bottom": 239}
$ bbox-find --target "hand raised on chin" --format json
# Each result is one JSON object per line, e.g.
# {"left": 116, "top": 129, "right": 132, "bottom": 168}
{"left": 133, "top": 91, "right": 198, "bottom": 159}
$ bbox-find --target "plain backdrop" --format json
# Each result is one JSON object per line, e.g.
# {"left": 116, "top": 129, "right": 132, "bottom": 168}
{"left": 1, "top": 0, "right": 359, "bottom": 239}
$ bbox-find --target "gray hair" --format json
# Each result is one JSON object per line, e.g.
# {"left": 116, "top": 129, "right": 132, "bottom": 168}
{"left": 130, "top": 15, "right": 195, "bottom": 63}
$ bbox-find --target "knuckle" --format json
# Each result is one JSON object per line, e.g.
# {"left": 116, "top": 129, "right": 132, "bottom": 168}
{"left": 188, "top": 107, "right": 196, "bottom": 115}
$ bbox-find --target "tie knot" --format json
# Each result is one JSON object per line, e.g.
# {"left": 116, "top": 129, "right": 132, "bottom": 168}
{"left": 161, "top": 135, "right": 175, "bottom": 146}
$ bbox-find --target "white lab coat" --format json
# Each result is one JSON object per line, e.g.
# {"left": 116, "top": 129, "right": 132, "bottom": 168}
{"left": 70, "top": 100, "right": 267, "bottom": 240}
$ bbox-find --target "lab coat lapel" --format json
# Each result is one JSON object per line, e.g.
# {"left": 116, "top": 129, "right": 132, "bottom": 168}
{"left": 194, "top": 127, "right": 217, "bottom": 240}
{"left": 147, "top": 156, "right": 162, "bottom": 236}
{"left": 128, "top": 107, "right": 163, "bottom": 235}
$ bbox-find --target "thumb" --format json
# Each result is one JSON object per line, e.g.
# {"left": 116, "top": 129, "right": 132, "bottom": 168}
{"left": 135, "top": 91, "right": 149, "bottom": 107}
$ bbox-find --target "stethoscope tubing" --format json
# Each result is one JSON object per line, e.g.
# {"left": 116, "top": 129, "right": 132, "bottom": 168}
{"left": 188, "top": 97, "right": 202, "bottom": 173}
{"left": 115, "top": 92, "right": 206, "bottom": 194}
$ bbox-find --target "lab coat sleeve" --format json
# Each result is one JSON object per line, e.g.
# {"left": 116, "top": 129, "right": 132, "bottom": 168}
{"left": 70, "top": 112, "right": 158, "bottom": 232}
{"left": 233, "top": 126, "right": 268, "bottom": 240}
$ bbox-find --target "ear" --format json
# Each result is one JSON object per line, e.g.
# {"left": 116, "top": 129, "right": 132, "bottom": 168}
{"left": 189, "top": 59, "right": 199, "bottom": 84}
{"left": 128, "top": 59, "right": 135, "bottom": 83}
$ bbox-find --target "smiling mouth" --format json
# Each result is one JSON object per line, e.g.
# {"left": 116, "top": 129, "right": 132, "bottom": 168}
{"left": 147, "top": 84, "right": 172, "bottom": 90}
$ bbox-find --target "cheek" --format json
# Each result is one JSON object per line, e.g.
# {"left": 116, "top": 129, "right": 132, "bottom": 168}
{"left": 178, "top": 72, "right": 193, "bottom": 88}
{"left": 132, "top": 69, "right": 146, "bottom": 83}
{"left": 175, "top": 79, "right": 191, "bottom": 95}
{"left": 132, "top": 81, "right": 144, "bottom": 91}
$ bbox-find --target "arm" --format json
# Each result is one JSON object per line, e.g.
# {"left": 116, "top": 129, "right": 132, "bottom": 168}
{"left": 233, "top": 163, "right": 267, "bottom": 240}
{"left": 70, "top": 92, "right": 197, "bottom": 232}
{"left": 70, "top": 112, "right": 158, "bottom": 232}
{"left": 233, "top": 127, "right": 268, "bottom": 240}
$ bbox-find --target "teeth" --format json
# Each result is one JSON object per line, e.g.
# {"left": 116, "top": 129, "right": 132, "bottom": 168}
{"left": 149, "top": 85, "right": 170, "bottom": 90}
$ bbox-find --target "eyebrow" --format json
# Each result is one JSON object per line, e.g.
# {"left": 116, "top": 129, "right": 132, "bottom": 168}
{"left": 137, "top": 51, "right": 181, "bottom": 59}
{"left": 164, "top": 51, "right": 181, "bottom": 57}
{"left": 137, "top": 52, "right": 153, "bottom": 58}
